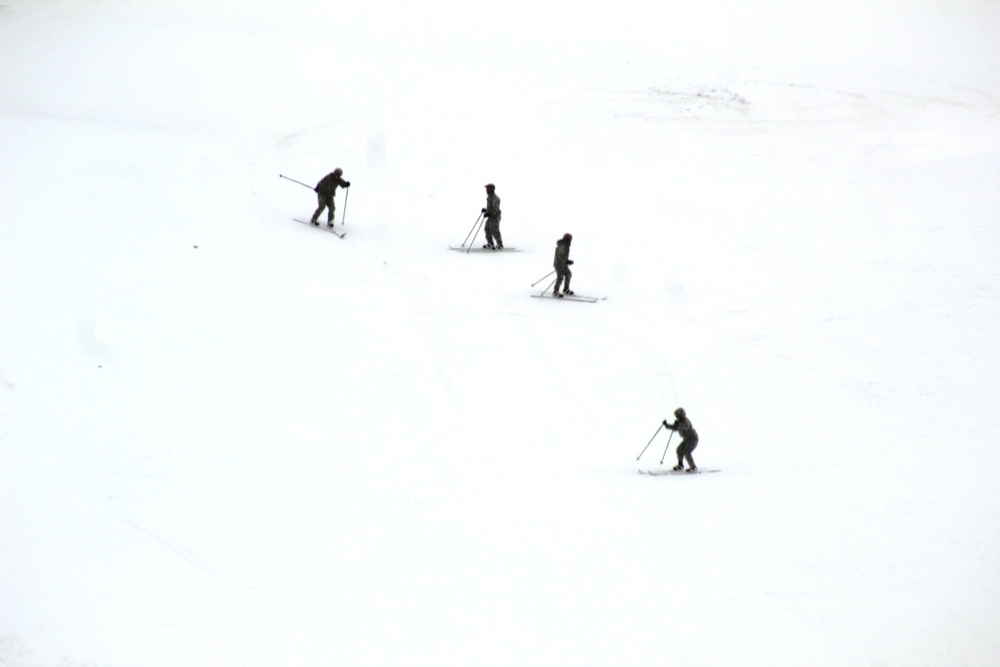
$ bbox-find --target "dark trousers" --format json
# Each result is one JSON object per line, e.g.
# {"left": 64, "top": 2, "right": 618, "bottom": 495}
{"left": 677, "top": 436, "right": 698, "bottom": 468}
{"left": 311, "top": 193, "right": 335, "bottom": 223}
{"left": 554, "top": 267, "right": 572, "bottom": 294}
{"left": 484, "top": 214, "right": 502, "bottom": 247}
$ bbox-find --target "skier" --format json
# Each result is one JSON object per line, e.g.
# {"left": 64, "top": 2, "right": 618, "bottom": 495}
{"left": 481, "top": 183, "right": 503, "bottom": 249}
{"left": 552, "top": 233, "right": 574, "bottom": 297}
{"left": 663, "top": 407, "right": 699, "bottom": 471}
{"left": 310, "top": 168, "right": 351, "bottom": 227}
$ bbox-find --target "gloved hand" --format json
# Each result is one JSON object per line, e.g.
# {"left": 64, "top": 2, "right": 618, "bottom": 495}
{"left": 567, "top": 260, "right": 574, "bottom": 265}
{"left": 662, "top": 419, "right": 669, "bottom": 428}
{"left": 313, "top": 187, "right": 319, "bottom": 193}
{"left": 343, "top": 181, "right": 351, "bottom": 187}
{"left": 481, "top": 207, "right": 487, "bottom": 213}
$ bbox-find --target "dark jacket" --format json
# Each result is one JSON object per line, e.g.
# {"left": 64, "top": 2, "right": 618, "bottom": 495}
{"left": 485, "top": 192, "right": 501, "bottom": 219}
{"left": 315, "top": 171, "right": 349, "bottom": 197}
{"left": 664, "top": 417, "right": 698, "bottom": 442}
{"left": 553, "top": 239, "right": 571, "bottom": 271}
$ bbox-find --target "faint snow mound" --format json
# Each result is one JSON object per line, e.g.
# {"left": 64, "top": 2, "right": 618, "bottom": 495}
{"left": 647, "top": 82, "right": 750, "bottom": 115}
{"left": 596, "top": 81, "right": 751, "bottom": 123}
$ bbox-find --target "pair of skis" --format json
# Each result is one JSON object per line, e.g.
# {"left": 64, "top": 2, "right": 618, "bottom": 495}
{"left": 293, "top": 218, "right": 345, "bottom": 239}
{"left": 530, "top": 292, "right": 603, "bottom": 303}
{"left": 528, "top": 265, "right": 604, "bottom": 302}
{"left": 449, "top": 245, "right": 522, "bottom": 253}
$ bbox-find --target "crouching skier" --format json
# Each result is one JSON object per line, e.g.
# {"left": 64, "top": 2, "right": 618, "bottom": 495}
{"left": 310, "top": 168, "right": 351, "bottom": 227}
{"left": 663, "top": 407, "right": 699, "bottom": 471}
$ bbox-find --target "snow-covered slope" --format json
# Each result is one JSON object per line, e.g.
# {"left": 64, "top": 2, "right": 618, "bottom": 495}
{"left": 2, "top": 2, "right": 999, "bottom": 665}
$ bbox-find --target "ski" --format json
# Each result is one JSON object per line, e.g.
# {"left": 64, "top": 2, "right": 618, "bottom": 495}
{"left": 293, "top": 218, "right": 346, "bottom": 238}
{"left": 639, "top": 468, "right": 720, "bottom": 476}
{"left": 531, "top": 293, "right": 602, "bottom": 303}
{"left": 449, "top": 246, "right": 522, "bottom": 253}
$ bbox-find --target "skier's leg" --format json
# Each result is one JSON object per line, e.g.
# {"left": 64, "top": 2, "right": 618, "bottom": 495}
{"left": 684, "top": 438, "right": 698, "bottom": 469}
{"left": 311, "top": 193, "right": 326, "bottom": 224}
{"left": 673, "top": 440, "right": 685, "bottom": 469}
{"left": 563, "top": 267, "right": 572, "bottom": 293}
{"left": 553, "top": 270, "right": 564, "bottom": 294}
{"left": 326, "top": 196, "right": 336, "bottom": 224}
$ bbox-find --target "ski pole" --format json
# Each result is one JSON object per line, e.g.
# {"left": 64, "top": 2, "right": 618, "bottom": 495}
{"left": 466, "top": 215, "right": 486, "bottom": 253}
{"left": 541, "top": 277, "right": 557, "bottom": 296}
{"left": 279, "top": 174, "right": 314, "bottom": 190}
{"left": 636, "top": 423, "right": 664, "bottom": 461}
{"left": 658, "top": 429, "right": 675, "bottom": 465}
{"left": 341, "top": 187, "right": 350, "bottom": 227}
{"left": 531, "top": 270, "right": 555, "bottom": 287}
{"left": 462, "top": 212, "right": 484, "bottom": 247}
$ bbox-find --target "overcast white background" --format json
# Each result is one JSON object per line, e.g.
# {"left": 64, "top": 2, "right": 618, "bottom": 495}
{"left": 2, "top": 1, "right": 999, "bottom": 665}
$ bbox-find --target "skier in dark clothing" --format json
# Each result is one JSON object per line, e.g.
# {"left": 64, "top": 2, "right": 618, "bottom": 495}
{"left": 481, "top": 183, "right": 503, "bottom": 249}
{"left": 310, "top": 168, "right": 350, "bottom": 226}
{"left": 663, "top": 407, "right": 699, "bottom": 471}
{"left": 553, "top": 233, "right": 574, "bottom": 296}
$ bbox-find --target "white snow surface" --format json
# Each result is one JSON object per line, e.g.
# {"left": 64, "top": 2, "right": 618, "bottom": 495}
{"left": 2, "top": 2, "right": 999, "bottom": 665}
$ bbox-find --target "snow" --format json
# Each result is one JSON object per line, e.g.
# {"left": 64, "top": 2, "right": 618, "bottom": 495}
{"left": 2, "top": 1, "right": 999, "bottom": 665}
